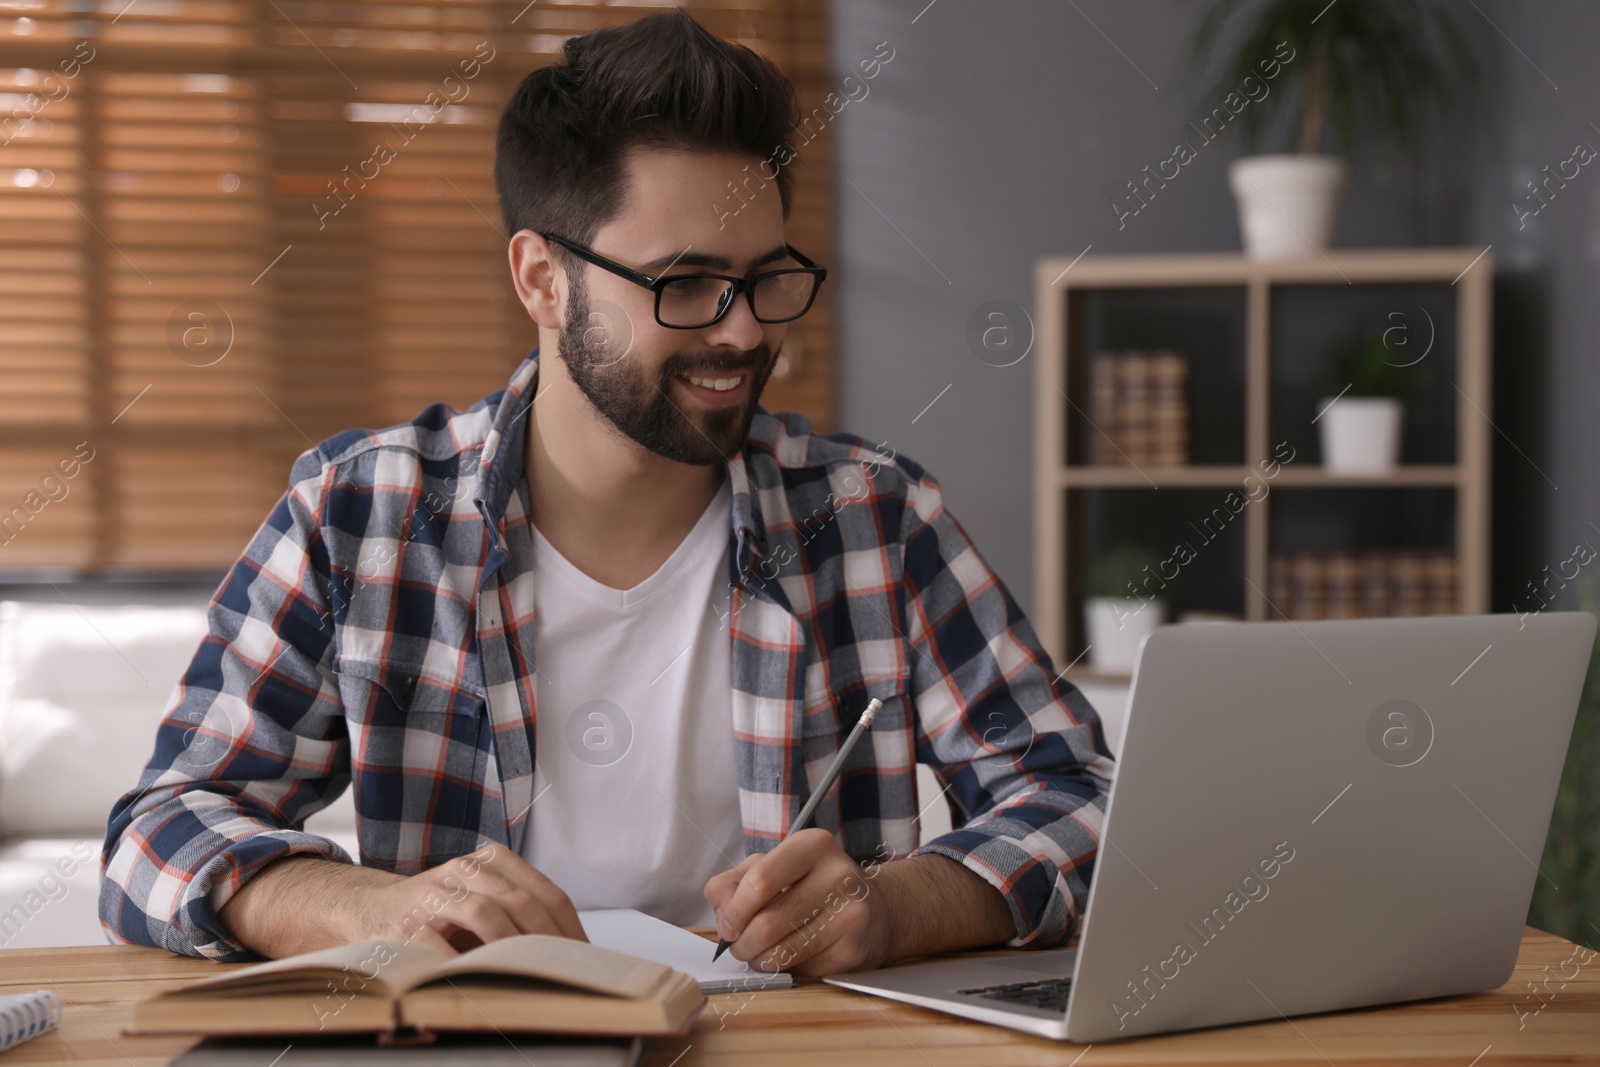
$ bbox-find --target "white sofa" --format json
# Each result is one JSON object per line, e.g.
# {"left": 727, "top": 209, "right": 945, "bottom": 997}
{"left": 0, "top": 598, "right": 358, "bottom": 950}
{"left": 0, "top": 593, "right": 1125, "bottom": 952}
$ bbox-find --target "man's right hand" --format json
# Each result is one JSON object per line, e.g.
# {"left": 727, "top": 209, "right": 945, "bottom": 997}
{"left": 217, "top": 842, "right": 587, "bottom": 959}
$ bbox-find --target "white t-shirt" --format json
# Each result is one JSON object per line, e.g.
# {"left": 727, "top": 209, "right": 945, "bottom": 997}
{"left": 521, "top": 476, "right": 743, "bottom": 926}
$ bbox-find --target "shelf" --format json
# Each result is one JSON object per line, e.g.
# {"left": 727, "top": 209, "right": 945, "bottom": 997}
{"left": 1055, "top": 464, "right": 1461, "bottom": 489}
{"left": 1058, "top": 465, "right": 1249, "bottom": 488}
{"left": 1270, "top": 466, "right": 1461, "bottom": 488}
{"left": 1033, "top": 248, "right": 1492, "bottom": 672}
{"left": 1067, "top": 486, "right": 1249, "bottom": 622}
{"left": 1061, "top": 667, "right": 1133, "bottom": 685}
{"left": 1270, "top": 283, "right": 1459, "bottom": 466}
{"left": 1034, "top": 247, "right": 1490, "bottom": 289}
{"left": 1272, "top": 487, "right": 1456, "bottom": 553}
{"left": 1065, "top": 288, "right": 1246, "bottom": 466}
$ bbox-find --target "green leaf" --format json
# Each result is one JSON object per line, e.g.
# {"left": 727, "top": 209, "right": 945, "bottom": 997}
{"left": 1182, "top": 0, "right": 1484, "bottom": 158}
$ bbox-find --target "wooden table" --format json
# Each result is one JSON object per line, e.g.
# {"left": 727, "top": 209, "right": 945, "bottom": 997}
{"left": 3, "top": 926, "right": 1596, "bottom": 1065}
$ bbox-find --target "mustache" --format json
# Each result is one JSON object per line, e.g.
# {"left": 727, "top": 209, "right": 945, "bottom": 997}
{"left": 661, "top": 345, "right": 772, "bottom": 380}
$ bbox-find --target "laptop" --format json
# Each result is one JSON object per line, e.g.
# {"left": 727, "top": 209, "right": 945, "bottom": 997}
{"left": 825, "top": 612, "right": 1595, "bottom": 1043}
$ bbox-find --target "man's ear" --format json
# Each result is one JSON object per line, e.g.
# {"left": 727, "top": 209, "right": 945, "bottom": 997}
{"left": 508, "top": 230, "right": 564, "bottom": 329}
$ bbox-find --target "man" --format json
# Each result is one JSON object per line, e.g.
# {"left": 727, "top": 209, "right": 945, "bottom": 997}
{"left": 100, "top": 12, "right": 1115, "bottom": 978}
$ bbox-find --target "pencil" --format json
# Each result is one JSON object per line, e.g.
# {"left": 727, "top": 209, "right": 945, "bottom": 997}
{"left": 712, "top": 696, "right": 884, "bottom": 962}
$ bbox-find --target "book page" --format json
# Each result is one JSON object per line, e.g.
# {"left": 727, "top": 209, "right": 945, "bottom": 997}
{"left": 172, "top": 939, "right": 448, "bottom": 999}
{"left": 408, "top": 935, "right": 673, "bottom": 1000}
{"left": 578, "top": 909, "right": 793, "bottom": 993}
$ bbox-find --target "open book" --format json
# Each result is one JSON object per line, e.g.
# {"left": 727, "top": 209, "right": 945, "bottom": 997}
{"left": 128, "top": 934, "right": 704, "bottom": 1039}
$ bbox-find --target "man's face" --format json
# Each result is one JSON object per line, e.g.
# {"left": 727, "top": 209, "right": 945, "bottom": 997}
{"left": 554, "top": 146, "right": 794, "bottom": 466}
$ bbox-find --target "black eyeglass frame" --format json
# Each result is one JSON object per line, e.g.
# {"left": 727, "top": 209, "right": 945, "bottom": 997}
{"left": 541, "top": 232, "right": 828, "bottom": 330}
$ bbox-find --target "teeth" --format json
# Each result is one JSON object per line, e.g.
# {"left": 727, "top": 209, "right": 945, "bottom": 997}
{"left": 683, "top": 374, "right": 743, "bottom": 392}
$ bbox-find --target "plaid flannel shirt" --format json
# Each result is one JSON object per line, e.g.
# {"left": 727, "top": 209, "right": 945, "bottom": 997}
{"left": 100, "top": 350, "right": 1116, "bottom": 962}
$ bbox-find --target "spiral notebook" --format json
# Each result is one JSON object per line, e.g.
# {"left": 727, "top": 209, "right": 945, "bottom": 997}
{"left": 0, "top": 990, "right": 61, "bottom": 1053}
{"left": 578, "top": 909, "right": 793, "bottom": 993}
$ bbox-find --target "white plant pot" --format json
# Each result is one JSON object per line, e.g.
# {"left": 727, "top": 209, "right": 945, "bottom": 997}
{"left": 1319, "top": 396, "right": 1404, "bottom": 473}
{"left": 1227, "top": 154, "right": 1348, "bottom": 260}
{"left": 1084, "top": 597, "right": 1167, "bottom": 673}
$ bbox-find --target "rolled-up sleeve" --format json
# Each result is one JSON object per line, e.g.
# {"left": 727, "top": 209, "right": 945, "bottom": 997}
{"left": 99, "top": 447, "right": 354, "bottom": 961}
{"left": 900, "top": 471, "right": 1116, "bottom": 949}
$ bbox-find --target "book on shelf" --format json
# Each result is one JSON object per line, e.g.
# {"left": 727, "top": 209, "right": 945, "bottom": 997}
{"left": 1389, "top": 553, "right": 1429, "bottom": 616}
{"left": 1286, "top": 554, "right": 1327, "bottom": 619}
{"left": 1087, "top": 348, "right": 1189, "bottom": 466}
{"left": 1269, "top": 550, "right": 1457, "bottom": 620}
{"left": 1324, "top": 554, "right": 1364, "bottom": 619}
{"left": 1361, "top": 555, "right": 1391, "bottom": 618}
{"left": 125, "top": 933, "right": 705, "bottom": 1040}
{"left": 1424, "top": 553, "right": 1458, "bottom": 616}
{"left": 1148, "top": 349, "right": 1189, "bottom": 466}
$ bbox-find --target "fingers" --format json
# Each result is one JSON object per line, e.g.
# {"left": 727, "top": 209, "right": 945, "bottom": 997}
{"left": 429, "top": 893, "right": 523, "bottom": 946}
{"left": 712, "top": 836, "right": 890, "bottom": 977}
{"left": 734, "top": 864, "right": 853, "bottom": 967}
{"left": 524, "top": 876, "right": 588, "bottom": 941}
{"left": 379, "top": 843, "right": 588, "bottom": 950}
{"left": 401, "top": 921, "right": 458, "bottom": 956}
{"left": 704, "top": 853, "right": 762, "bottom": 914}
{"left": 715, "top": 829, "right": 833, "bottom": 940}
{"left": 458, "top": 845, "right": 588, "bottom": 941}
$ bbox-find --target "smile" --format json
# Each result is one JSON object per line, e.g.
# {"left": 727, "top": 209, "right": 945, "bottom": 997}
{"left": 680, "top": 373, "right": 745, "bottom": 392}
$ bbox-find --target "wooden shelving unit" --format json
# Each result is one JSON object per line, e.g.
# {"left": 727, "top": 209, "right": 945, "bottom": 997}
{"left": 1031, "top": 248, "right": 1493, "bottom": 677}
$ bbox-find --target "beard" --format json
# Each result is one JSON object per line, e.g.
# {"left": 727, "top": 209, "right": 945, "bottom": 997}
{"left": 555, "top": 274, "right": 778, "bottom": 465}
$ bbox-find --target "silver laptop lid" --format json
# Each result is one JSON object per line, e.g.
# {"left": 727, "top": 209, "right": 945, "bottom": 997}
{"left": 1066, "top": 612, "right": 1594, "bottom": 1043}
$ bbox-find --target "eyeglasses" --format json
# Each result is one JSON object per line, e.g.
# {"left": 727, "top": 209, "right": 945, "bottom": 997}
{"left": 541, "top": 232, "right": 827, "bottom": 330}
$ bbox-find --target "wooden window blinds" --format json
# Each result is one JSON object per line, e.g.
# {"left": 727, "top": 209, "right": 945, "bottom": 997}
{"left": 0, "top": 0, "right": 833, "bottom": 572}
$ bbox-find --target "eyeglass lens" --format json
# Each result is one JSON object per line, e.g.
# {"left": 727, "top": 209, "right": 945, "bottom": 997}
{"left": 657, "top": 270, "right": 816, "bottom": 326}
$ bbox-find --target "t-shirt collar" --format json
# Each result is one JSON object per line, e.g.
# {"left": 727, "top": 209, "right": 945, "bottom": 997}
{"left": 473, "top": 348, "right": 771, "bottom": 584}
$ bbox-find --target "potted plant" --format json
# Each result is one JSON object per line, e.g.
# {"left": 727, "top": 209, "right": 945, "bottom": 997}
{"left": 1317, "top": 328, "right": 1427, "bottom": 473}
{"left": 1186, "top": 0, "right": 1477, "bottom": 259}
{"left": 1080, "top": 545, "right": 1168, "bottom": 672}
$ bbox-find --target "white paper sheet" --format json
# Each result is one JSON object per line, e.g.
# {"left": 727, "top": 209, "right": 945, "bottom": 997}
{"left": 577, "top": 909, "right": 794, "bottom": 993}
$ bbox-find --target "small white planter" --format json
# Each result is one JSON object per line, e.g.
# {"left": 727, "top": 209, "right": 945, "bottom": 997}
{"left": 1084, "top": 597, "right": 1167, "bottom": 673}
{"left": 1319, "top": 396, "right": 1403, "bottom": 473}
{"left": 1227, "top": 155, "right": 1348, "bottom": 259}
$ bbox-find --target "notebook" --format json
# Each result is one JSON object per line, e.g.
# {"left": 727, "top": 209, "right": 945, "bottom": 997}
{"left": 0, "top": 990, "right": 61, "bottom": 1053}
{"left": 578, "top": 909, "right": 794, "bottom": 993}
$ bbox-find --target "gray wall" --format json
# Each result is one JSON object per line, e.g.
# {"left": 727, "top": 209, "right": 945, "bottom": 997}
{"left": 1475, "top": 3, "right": 1600, "bottom": 614}
{"left": 829, "top": 0, "right": 1592, "bottom": 621}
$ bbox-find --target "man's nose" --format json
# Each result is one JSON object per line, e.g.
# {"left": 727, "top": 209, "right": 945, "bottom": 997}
{"left": 700, "top": 289, "right": 765, "bottom": 352}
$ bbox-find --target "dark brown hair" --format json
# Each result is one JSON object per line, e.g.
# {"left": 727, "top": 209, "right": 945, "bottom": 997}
{"left": 494, "top": 12, "right": 799, "bottom": 251}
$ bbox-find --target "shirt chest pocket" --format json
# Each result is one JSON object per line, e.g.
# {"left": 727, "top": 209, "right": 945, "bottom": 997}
{"left": 334, "top": 657, "right": 491, "bottom": 864}
{"left": 336, "top": 658, "right": 485, "bottom": 728}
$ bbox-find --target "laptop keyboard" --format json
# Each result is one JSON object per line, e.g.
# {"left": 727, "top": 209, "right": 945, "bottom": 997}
{"left": 956, "top": 976, "right": 1073, "bottom": 1012}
